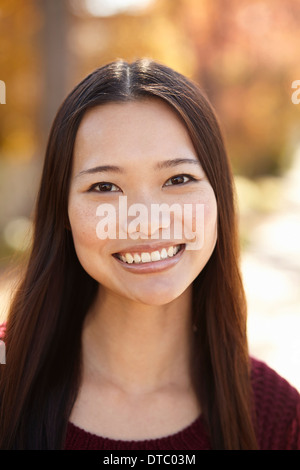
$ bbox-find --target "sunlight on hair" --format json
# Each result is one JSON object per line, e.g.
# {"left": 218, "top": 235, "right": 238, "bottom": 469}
{"left": 84, "top": 0, "right": 154, "bottom": 17}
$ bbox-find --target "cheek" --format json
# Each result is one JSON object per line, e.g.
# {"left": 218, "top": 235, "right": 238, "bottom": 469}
{"left": 204, "top": 194, "right": 218, "bottom": 230}
{"left": 182, "top": 188, "right": 217, "bottom": 250}
{"left": 68, "top": 201, "right": 102, "bottom": 255}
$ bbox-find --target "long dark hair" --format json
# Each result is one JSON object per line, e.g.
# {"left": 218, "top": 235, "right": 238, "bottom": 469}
{"left": 0, "top": 59, "right": 258, "bottom": 449}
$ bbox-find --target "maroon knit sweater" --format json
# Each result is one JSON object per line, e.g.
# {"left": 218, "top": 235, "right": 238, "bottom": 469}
{"left": 64, "top": 358, "right": 300, "bottom": 450}
{"left": 0, "top": 324, "right": 299, "bottom": 450}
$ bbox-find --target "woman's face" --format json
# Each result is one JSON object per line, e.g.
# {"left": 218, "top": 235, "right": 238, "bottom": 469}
{"left": 68, "top": 99, "right": 217, "bottom": 306}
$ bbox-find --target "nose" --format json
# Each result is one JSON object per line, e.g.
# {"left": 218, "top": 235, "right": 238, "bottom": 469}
{"left": 118, "top": 194, "right": 173, "bottom": 240}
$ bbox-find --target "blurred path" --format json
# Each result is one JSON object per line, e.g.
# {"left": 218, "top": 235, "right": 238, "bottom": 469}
{"left": 242, "top": 148, "right": 300, "bottom": 391}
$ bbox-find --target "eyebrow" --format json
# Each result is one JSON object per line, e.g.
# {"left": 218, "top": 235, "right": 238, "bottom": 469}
{"left": 76, "top": 158, "right": 201, "bottom": 178}
{"left": 76, "top": 165, "right": 122, "bottom": 178}
{"left": 156, "top": 158, "right": 200, "bottom": 170}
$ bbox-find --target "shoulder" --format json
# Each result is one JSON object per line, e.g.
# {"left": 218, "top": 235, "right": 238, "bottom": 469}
{"left": 250, "top": 357, "right": 300, "bottom": 450}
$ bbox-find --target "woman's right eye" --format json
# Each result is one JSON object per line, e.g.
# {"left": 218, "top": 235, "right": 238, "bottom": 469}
{"left": 88, "top": 182, "right": 121, "bottom": 192}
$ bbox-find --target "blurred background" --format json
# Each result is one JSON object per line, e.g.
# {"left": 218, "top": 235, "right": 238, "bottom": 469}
{"left": 0, "top": 0, "right": 299, "bottom": 389}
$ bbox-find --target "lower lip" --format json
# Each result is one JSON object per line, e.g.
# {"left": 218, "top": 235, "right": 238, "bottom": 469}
{"left": 112, "top": 244, "right": 186, "bottom": 274}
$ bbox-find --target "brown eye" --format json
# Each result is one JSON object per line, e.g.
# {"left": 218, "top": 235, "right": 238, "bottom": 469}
{"left": 164, "top": 174, "right": 195, "bottom": 186}
{"left": 171, "top": 176, "right": 185, "bottom": 185}
{"left": 98, "top": 183, "right": 114, "bottom": 191}
{"left": 89, "top": 182, "right": 120, "bottom": 192}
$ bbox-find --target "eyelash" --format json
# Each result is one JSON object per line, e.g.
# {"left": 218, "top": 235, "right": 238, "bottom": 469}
{"left": 88, "top": 174, "right": 198, "bottom": 193}
{"left": 164, "top": 174, "right": 198, "bottom": 186}
{"left": 88, "top": 182, "right": 121, "bottom": 193}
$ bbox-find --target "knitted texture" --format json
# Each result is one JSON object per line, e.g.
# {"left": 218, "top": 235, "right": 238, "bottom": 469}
{"left": 0, "top": 324, "right": 299, "bottom": 449}
{"left": 66, "top": 416, "right": 211, "bottom": 451}
{"left": 250, "top": 358, "right": 300, "bottom": 450}
{"left": 65, "top": 358, "right": 300, "bottom": 450}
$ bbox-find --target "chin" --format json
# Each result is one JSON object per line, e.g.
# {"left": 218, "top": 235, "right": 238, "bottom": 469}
{"left": 129, "top": 284, "right": 189, "bottom": 307}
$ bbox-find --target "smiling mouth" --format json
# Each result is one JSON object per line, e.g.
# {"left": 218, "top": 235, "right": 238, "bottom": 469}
{"left": 113, "top": 244, "right": 185, "bottom": 264}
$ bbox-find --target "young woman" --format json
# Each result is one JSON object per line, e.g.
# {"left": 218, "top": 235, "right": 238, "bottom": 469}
{"left": 0, "top": 59, "right": 299, "bottom": 450}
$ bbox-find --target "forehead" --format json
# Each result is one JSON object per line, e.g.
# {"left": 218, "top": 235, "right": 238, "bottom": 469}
{"left": 72, "top": 98, "right": 198, "bottom": 171}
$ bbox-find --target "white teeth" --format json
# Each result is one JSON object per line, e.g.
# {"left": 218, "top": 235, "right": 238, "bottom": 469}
{"left": 117, "top": 245, "right": 182, "bottom": 264}
{"left": 151, "top": 251, "right": 160, "bottom": 262}
{"left": 141, "top": 252, "right": 151, "bottom": 263}
{"left": 125, "top": 253, "right": 134, "bottom": 264}
{"left": 133, "top": 253, "right": 141, "bottom": 263}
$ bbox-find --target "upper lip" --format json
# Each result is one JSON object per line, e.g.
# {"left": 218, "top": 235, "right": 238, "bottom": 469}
{"left": 113, "top": 242, "right": 184, "bottom": 255}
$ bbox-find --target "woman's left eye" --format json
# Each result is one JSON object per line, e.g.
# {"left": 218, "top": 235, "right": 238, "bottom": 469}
{"left": 164, "top": 174, "right": 196, "bottom": 186}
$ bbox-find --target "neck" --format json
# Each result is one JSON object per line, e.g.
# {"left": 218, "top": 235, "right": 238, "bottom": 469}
{"left": 81, "top": 286, "right": 195, "bottom": 395}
